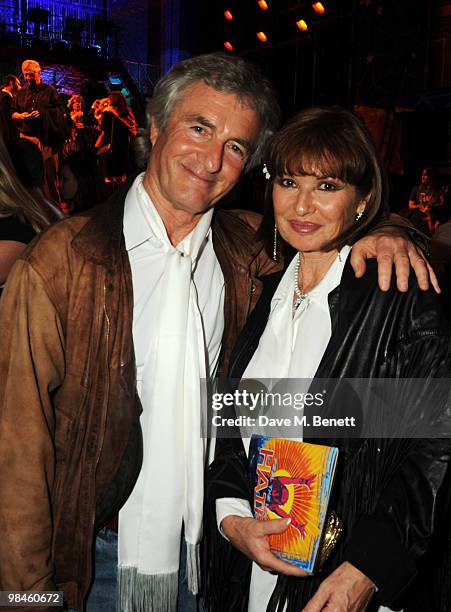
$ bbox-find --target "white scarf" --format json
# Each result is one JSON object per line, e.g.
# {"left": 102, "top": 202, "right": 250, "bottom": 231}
{"left": 118, "top": 199, "right": 212, "bottom": 611}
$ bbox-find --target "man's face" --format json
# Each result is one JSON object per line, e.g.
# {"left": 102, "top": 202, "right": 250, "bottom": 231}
{"left": 144, "top": 82, "right": 260, "bottom": 219}
{"left": 11, "top": 78, "right": 21, "bottom": 94}
{"left": 22, "top": 66, "right": 41, "bottom": 87}
{"left": 421, "top": 170, "right": 430, "bottom": 184}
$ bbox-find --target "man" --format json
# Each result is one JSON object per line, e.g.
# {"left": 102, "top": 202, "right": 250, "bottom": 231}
{"left": 0, "top": 53, "right": 434, "bottom": 612}
{"left": 408, "top": 167, "right": 445, "bottom": 235}
{"left": 11, "top": 59, "right": 67, "bottom": 203}
{"left": 0, "top": 74, "right": 21, "bottom": 141}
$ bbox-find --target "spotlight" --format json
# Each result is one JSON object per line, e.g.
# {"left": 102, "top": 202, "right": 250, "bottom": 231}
{"left": 224, "top": 41, "right": 234, "bottom": 51}
{"left": 312, "top": 2, "right": 326, "bottom": 14}
{"left": 258, "top": 1, "right": 269, "bottom": 10}
{"left": 296, "top": 19, "right": 308, "bottom": 31}
{"left": 224, "top": 10, "right": 233, "bottom": 21}
{"left": 257, "top": 31, "right": 268, "bottom": 42}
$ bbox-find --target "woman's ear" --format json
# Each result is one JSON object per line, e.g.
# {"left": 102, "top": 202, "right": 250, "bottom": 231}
{"left": 356, "top": 202, "right": 366, "bottom": 216}
{"left": 356, "top": 194, "right": 370, "bottom": 216}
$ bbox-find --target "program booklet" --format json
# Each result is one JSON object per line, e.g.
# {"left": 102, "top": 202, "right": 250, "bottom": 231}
{"left": 249, "top": 435, "right": 338, "bottom": 573}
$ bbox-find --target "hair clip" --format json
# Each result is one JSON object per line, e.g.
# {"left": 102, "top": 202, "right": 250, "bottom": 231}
{"left": 263, "top": 164, "right": 271, "bottom": 180}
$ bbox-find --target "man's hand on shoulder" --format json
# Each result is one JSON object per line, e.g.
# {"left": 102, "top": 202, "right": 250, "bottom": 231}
{"left": 351, "top": 227, "right": 440, "bottom": 294}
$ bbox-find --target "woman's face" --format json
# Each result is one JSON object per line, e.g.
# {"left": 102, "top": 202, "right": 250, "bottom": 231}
{"left": 273, "top": 173, "right": 366, "bottom": 253}
{"left": 72, "top": 100, "right": 82, "bottom": 113}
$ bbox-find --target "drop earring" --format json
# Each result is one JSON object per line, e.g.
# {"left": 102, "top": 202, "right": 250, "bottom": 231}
{"left": 273, "top": 224, "right": 279, "bottom": 261}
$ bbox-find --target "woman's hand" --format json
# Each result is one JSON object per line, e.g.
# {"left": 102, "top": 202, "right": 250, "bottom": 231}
{"left": 302, "top": 561, "right": 376, "bottom": 612}
{"left": 351, "top": 230, "right": 439, "bottom": 293}
{"left": 221, "top": 515, "right": 309, "bottom": 577}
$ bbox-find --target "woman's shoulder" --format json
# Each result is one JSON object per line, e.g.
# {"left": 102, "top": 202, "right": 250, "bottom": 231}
{"left": 341, "top": 256, "right": 450, "bottom": 336}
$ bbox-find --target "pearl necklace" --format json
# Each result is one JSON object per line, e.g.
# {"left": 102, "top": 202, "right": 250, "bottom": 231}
{"left": 293, "top": 254, "right": 310, "bottom": 316}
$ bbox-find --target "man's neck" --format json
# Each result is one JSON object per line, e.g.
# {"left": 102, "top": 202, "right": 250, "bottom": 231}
{"left": 156, "top": 208, "right": 203, "bottom": 246}
{"left": 142, "top": 173, "right": 207, "bottom": 246}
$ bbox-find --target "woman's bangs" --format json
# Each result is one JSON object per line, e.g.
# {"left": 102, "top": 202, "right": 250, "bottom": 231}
{"left": 280, "top": 141, "right": 369, "bottom": 190}
{"left": 282, "top": 145, "right": 347, "bottom": 180}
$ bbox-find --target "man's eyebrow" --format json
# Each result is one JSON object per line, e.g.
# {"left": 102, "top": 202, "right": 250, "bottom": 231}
{"left": 231, "top": 137, "right": 253, "bottom": 152}
{"left": 184, "top": 115, "right": 215, "bottom": 130}
{"left": 184, "top": 114, "right": 253, "bottom": 152}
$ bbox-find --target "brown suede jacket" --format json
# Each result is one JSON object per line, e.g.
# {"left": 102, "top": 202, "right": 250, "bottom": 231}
{"left": 0, "top": 182, "right": 281, "bottom": 611}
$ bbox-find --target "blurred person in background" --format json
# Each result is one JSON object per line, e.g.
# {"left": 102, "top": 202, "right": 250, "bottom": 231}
{"left": 68, "top": 94, "right": 85, "bottom": 128}
{"left": 408, "top": 167, "right": 445, "bottom": 235}
{"left": 11, "top": 59, "right": 68, "bottom": 204}
{"left": 64, "top": 95, "right": 97, "bottom": 158}
{"left": 91, "top": 97, "right": 108, "bottom": 126}
{"left": 0, "top": 74, "right": 21, "bottom": 143}
{"left": 95, "top": 91, "right": 138, "bottom": 190}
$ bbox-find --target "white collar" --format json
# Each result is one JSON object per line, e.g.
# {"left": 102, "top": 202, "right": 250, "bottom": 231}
{"left": 272, "top": 245, "right": 351, "bottom": 306}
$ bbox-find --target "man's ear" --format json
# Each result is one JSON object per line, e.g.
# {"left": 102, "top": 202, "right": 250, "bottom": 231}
{"left": 150, "top": 118, "right": 160, "bottom": 146}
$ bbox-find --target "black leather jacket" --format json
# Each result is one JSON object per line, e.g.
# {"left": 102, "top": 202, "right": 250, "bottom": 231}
{"left": 205, "top": 256, "right": 451, "bottom": 612}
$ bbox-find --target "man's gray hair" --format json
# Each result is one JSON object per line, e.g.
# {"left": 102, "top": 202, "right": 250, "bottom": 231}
{"left": 145, "top": 52, "right": 281, "bottom": 169}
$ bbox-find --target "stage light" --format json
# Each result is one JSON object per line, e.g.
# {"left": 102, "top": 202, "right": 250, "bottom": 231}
{"left": 224, "top": 10, "right": 233, "bottom": 21}
{"left": 257, "top": 31, "right": 268, "bottom": 42}
{"left": 258, "top": 1, "right": 269, "bottom": 9}
{"left": 312, "top": 2, "right": 326, "bottom": 14}
{"left": 224, "top": 41, "right": 234, "bottom": 51}
{"left": 296, "top": 19, "right": 308, "bottom": 31}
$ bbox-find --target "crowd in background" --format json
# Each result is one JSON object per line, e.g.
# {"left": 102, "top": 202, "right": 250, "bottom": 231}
{"left": 0, "top": 59, "right": 140, "bottom": 289}
{"left": 0, "top": 59, "right": 139, "bottom": 214}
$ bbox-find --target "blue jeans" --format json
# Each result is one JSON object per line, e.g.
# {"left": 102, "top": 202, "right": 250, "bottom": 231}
{"left": 73, "top": 528, "right": 204, "bottom": 611}
{"left": 86, "top": 528, "right": 118, "bottom": 612}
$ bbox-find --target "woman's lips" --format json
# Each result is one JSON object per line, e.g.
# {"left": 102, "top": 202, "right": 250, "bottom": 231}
{"left": 289, "top": 220, "right": 321, "bottom": 233}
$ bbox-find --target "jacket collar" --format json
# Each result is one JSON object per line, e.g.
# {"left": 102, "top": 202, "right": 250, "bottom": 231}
{"left": 71, "top": 175, "right": 136, "bottom": 273}
{"left": 212, "top": 209, "right": 267, "bottom": 271}
{"left": 72, "top": 177, "right": 266, "bottom": 274}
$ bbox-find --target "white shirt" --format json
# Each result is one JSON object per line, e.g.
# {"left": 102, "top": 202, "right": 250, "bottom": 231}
{"left": 123, "top": 173, "right": 225, "bottom": 390}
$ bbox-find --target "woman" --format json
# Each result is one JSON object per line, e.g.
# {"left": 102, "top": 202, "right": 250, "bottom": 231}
{"left": 67, "top": 94, "right": 85, "bottom": 128}
{"left": 95, "top": 91, "right": 137, "bottom": 187}
{"left": 0, "top": 133, "right": 60, "bottom": 288}
{"left": 205, "top": 107, "right": 451, "bottom": 612}
{"left": 64, "top": 95, "right": 97, "bottom": 158}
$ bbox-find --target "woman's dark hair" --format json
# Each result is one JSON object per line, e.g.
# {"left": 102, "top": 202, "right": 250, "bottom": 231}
{"left": 108, "top": 92, "right": 129, "bottom": 117}
{"left": 262, "top": 106, "right": 388, "bottom": 257}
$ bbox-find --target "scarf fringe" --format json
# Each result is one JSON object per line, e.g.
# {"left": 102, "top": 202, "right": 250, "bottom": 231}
{"left": 186, "top": 542, "right": 200, "bottom": 595}
{"left": 118, "top": 566, "right": 178, "bottom": 612}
